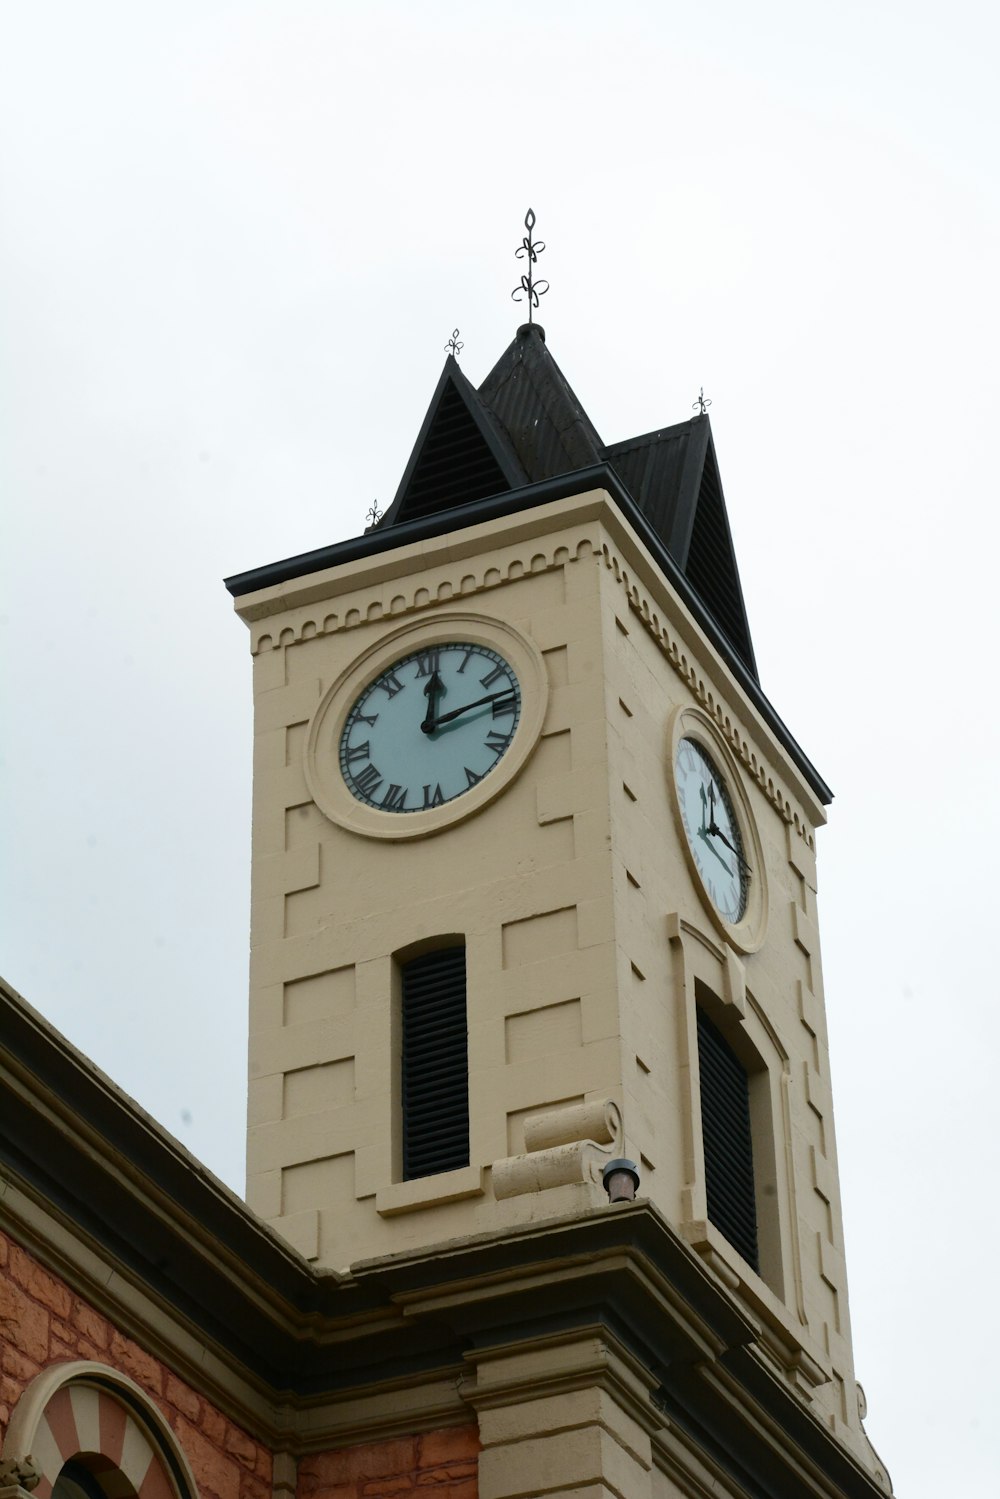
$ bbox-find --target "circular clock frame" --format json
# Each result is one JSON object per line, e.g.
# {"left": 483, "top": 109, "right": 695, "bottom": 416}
{"left": 305, "top": 613, "right": 549, "bottom": 840}
{"left": 667, "top": 705, "right": 768, "bottom": 952}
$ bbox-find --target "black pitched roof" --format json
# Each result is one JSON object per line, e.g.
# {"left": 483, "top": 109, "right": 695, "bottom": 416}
{"left": 383, "top": 324, "right": 757, "bottom": 678}
{"left": 477, "top": 323, "right": 604, "bottom": 479}
{"left": 379, "top": 357, "right": 526, "bottom": 527}
{"left": 606, "top": 418, "right": 756, "bottom": 676}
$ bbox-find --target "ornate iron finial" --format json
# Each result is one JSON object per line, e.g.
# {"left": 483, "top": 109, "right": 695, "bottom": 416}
{"left": 512, "top": 208, "right": 549, "bottom": 323}
{"left": 444, "top": 328, "right": 463, "bottom": 358}
{"left": 692, "top": 387, "right": 712, "bottom": 416}
{"left": 365, "top": 501, "right": 383, "bottom": 529}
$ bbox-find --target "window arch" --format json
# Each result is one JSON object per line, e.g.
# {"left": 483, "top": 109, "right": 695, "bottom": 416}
{"left": 2, "top": 1363, "right": 198, "bottom": 1499}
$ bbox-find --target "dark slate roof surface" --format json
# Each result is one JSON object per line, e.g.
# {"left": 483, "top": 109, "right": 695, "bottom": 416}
{"left": 478, "top": 324, "right": 604, "bottom": 480}
{"left": 605, "top": 418, "right": 708, "bottom": 560}
{"left": 385, "top": 324, "right": 757, "bottom": 678}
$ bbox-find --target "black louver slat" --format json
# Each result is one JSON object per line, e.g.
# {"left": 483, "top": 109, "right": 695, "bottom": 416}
{"left": 685, "top": 461, "right": 755, "bottom": 673}
{"left": 401, "top": 946, "right": 469, "bottom": 1180}
{"left": 697, "top": 1010, "right": 759, "bottom": 1272}
{"left": 400, "top": 385, "right": 510, "bottom": 519}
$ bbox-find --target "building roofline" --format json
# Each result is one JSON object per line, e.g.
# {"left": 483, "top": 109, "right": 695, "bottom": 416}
{"left": 224, "top": 466, "right": 832, "bottom": 804}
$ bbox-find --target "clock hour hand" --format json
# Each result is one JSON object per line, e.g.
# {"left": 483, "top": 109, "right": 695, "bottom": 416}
{"left": 420, "top": 672, "right": 444, "bottom": 734}
{"left": 425, "top": 688, "right": 515, "bottom": 730}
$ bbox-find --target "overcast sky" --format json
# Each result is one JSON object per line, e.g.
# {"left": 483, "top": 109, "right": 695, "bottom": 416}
{"left": 2, "top": 3, "right": 998, "bottom": 1493}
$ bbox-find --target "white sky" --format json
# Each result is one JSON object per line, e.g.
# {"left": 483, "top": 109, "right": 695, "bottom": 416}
{"left": 2, "top": 3, "right": 997, "bottom": 1492}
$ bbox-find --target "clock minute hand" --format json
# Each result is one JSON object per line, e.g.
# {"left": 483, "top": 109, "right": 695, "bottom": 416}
{"left": 427, "top": 688, "right": 515, "bottom": 729}
{"left": 708, "top": 821, "right": 752, "bottom": 875}
{"left": 698, "top": 826, "right": 735, "bottom": 875}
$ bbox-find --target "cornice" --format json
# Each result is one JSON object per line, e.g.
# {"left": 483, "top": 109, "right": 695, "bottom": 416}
{"left": 238, "top": 492, "right": 823, "bottom": 843}
{"left": 1, "top": 1024, "right": 887, "bottom": 1499}
{"left": 245, "top": 523, "right": 596, "bottom": 656}
{"left": 228, "top": 476, "right": 832, "bottom": 810}
{"left": 597, "top": 536, "right": 821, "bottom": 844}
{"left": 461, "top": 1321, "right": 662, "bottom": 1445}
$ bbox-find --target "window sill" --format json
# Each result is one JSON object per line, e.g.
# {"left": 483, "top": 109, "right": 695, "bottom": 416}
{"left": 376, "top": 1164, "right": 485, "bottom": 1217}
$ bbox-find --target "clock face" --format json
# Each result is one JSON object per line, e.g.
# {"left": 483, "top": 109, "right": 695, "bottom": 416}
{"left": 674, "top": 737, "right": 750, "bottom": 923}
{"left": 339, "top": 641, "right": 522, "bottom": 813}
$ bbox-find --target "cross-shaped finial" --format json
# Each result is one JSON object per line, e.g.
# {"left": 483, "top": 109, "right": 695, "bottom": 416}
{"left": 692, "top": 387, "right": 712, "bottom": 416}
{"left": 445, "top": 328, "right": 463, "bottom": 358}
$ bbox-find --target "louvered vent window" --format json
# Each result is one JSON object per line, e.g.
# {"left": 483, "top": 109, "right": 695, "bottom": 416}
{"left": 685, "top": 462, "right": 756, "bottom": 675}
{"left": 697, "top": 1009, "right": 760, "bottom": 1272}
{"left": 400, "top": 385, "right": 510, "bottom": 519}
{"left": 401, "top": 944, "right": 469, "bottom": 1180}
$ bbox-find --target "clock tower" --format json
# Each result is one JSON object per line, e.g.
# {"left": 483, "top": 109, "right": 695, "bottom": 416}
{"left": 226, "top": 321, "right": 890, "bottom": 1499}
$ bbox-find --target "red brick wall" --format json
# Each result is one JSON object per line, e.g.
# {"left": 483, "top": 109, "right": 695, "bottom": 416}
{"left": 0, "top": 1229, "right": 478, "bottom": 1499}
{"left": 0, "top": 1228, "right": 272, "bottom": 1499}
{"left": 298, "top": 1429, "right": 479, "bottom": 1499}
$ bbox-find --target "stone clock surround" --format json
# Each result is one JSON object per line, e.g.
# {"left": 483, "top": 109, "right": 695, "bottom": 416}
{"left": 237, "top": 486, "right": 867, "bottom": 1464}
{"left": 303, "top": 614, "right": 549, "bottom": 840}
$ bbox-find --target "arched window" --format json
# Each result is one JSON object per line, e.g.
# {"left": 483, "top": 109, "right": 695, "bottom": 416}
{"left": 2, "top": 1364, "right": 197, "bottom": 1499}
{"left": 53, "top": 1460, "right": 113, "bottom": 1499}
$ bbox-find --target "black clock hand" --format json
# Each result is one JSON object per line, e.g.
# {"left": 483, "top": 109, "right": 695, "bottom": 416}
{"left": 425, "top": 688, "right": 515, "bottom": 729}
{"left": 698, "top": 827, "right": 735, "bottom": 875}
{"left": 708, "top": 821, "right": 752, "bottom": 875}
{"left": 420, "top": 672, "right": 444, "bottom": 734}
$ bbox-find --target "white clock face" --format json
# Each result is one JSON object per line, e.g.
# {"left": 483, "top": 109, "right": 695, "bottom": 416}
{"left": 675, "top": 737, "right": 750, "bottom": 923}
{"left": 339, "top": 642, "right": 521, "bottom": 813}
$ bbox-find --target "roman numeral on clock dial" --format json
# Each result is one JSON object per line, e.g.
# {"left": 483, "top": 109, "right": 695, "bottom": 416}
{"left": 339, "top": 640, "right": 525, "bottom": 814}
{"left": 353, "top": 763, "right": 383, "bottom": 797}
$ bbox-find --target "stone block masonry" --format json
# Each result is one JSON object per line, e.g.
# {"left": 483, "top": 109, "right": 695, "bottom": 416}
{"left": 298, "top": 1429, "right": 479, "bottom": 1499}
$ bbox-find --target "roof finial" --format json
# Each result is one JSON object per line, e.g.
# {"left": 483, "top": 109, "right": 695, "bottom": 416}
{"left": 512, "top": 208, "right": 549, "bottom": 325}
{"left": 365, "top": 501, "right": 383, "bottom": 530}
{"left": 444, "top": 328, "right": 463, "bottom": 358}
{"left": 692, "top": 387, "right": 712, "bottom": 416}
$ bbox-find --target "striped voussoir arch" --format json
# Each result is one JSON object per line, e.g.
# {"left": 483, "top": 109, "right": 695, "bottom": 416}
{"left": 2, "top": 1364, "right": 197, "bottom": 1499}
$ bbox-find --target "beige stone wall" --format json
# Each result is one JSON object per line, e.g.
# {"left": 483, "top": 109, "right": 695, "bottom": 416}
{"left": 236, "top": 489, "right": 872, "bottom": 1466}
{"left": 590, "top": 542, "right": 864, "bottom": 1456}
{"left": 242, "top": 501, "right": 623, "bottom": 1273}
